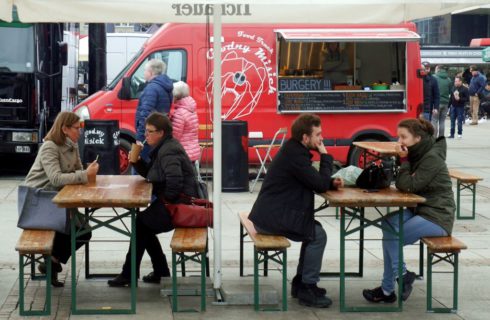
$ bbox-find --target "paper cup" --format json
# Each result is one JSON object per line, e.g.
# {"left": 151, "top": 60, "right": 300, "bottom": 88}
{"left": 130, "top": 143, "right": 143, "bottom": 163}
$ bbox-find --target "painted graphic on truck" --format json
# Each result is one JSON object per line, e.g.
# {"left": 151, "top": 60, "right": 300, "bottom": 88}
{"left": 206, "top": 31, "right": 277, "bottom": 120}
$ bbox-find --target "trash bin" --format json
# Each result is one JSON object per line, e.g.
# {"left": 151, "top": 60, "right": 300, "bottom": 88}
{"left": 222, "top": 120, "right": 249, "bottom": 192}
{"left": 81, "top": 120, "right": 120, "bottom": 175}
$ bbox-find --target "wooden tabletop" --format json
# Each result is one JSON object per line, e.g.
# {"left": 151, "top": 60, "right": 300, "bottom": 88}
{"left": 321, "top": 186, "right": 425, "bottom": 207}
{"left": 352, "top": 141, "right": 399, "bottom": 156}
{"left": 52, "top": 175, "right": 152, "bottom": 208}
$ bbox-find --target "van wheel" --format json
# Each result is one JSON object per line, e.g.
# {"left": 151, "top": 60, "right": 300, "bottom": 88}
{"left": 119, "top": 138, "right": 132, "bottom": 175}
{"left": 348, "top": 138, "right": 381, "bottom": 168}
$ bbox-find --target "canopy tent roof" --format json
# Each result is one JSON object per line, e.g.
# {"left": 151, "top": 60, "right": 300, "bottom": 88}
{"left": 3, "top": 0, "right": 489, "bottom": 24}
{"left": 0, "top": 0, "right": 12, "bottom": 21}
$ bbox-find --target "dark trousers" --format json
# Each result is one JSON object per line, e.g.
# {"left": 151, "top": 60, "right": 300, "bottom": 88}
{"left": 53, "top": 230, "right": 92, "bottom": 264}
{"left": 450, "top": 106, "right": 465, "bottom": 136}
{"left": 296, "top": 222, "right": 327, "bottom": 284}
{"left": 121, "top": 202, "right": 173, "bottom": 278}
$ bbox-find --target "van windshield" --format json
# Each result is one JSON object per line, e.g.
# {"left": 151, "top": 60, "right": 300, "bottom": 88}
{"left": 107, "top": 48, "right": 142, "bottom": 90}
{"left": 0, "top": 24, "right": 35, "bottom": 73}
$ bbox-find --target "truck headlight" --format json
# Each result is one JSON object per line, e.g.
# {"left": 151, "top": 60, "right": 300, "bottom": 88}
{"left": 75, "top": 105, "right": 90, "bottom": 122}
{"left": 12, "top": 132, "right": 38, "bottom": 142}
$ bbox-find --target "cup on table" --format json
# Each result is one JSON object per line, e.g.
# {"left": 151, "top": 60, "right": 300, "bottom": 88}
{"left": 130, "top": 143, "right": 143, "bottom": 163}
{"left": 86, "top": 162, "right": 97, "bottom": 184}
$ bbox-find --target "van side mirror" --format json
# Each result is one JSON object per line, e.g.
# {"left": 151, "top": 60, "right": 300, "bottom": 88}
{"left": 58, "top": 42, "right": 68, "bottom": 66}
{"left": 119, "top": 77, "right": 132, "bottom": 100}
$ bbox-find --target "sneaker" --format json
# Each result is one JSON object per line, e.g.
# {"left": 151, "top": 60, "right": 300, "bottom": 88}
{"left": 108, "top": 274, "right": 131, "bottom": 287}
{"left": 362, "top": 286, "right": 397, "bottom": 303}
{"left": 397, "top": 271, "right": 416, "bottom": 301}
{"left": 291, "top": 275, "right": 326, "bottom": 298}
{"left": 447, "top": 135, "right": 454, "bottom": 139}
{"left": 297, "top": 283, "right": 332, "bottom": 308}
{"left": 457, "top": 135, "right": 462, "bottom": 139}
{"left": 470, "top": 122, "right": 478, "bottom": 125}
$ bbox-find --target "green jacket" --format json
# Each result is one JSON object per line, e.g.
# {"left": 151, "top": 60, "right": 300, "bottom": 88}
{"left": 395, "top": 137, "right": 455, "bottom": 234}
{"left": 434, "top": 70, "right": 452, "bottom": 106}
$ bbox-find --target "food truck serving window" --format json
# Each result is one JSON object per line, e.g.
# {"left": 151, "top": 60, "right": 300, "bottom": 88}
{"left": 275, "top": 28, "right": 420, "bottom": 113}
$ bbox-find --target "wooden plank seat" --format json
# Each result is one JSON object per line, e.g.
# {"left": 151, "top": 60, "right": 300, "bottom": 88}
{"left": 448, "top": 169, "right": 483, "bottom": 220}
{"left": 238, "top": 212, "right": 290, "bottom": 311}
{"left": 421, "top": 236, "right": 467, "bottom": 313}
{"left": 15, "top": 230, "right": 55, "bottom": 316}
{"left": 170, "top": 228, "right": 208, "bottom": 312}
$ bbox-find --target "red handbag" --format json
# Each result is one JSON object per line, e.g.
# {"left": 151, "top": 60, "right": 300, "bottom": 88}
{"left": 164, "top": 197, "right": 213, "bottom": 228}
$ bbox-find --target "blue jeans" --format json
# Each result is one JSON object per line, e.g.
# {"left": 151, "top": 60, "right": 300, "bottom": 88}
{"left": 450, "top": 106, "right": 464, "bottom": 136}
{"left": 381, "top": 209, "right": 447, "bottom": 293}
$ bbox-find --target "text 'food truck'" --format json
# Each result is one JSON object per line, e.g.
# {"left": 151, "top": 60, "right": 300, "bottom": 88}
{"left": 74, "top": 23, "right": 423, "bottom": 174}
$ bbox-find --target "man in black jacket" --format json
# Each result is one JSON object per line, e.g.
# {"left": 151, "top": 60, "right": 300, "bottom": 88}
{"left": 249, "top": 114, "right": 343, "bottom": 308}
{"left": 421, "top": 62, "right": 440, "bottom": 121}
{"left": 448, "top": 76, "right": 470, "bottom": 139}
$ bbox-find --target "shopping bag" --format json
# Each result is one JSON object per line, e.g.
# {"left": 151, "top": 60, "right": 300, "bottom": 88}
{"left": 17, "top": 185, "right": 70, "bottom": 234}
{"left": 332, "top": 165, "right": 363, "bottom": 187}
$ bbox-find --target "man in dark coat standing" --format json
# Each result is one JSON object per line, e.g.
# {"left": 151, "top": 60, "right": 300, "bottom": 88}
{"left": 249, "top": 114, "right": 343, "bottom": 308}
{"left": 135, "top": 59, "right": 173, "bottom": 164}
{"left": 421, "top": 62, "right": 440, "bottom": 121}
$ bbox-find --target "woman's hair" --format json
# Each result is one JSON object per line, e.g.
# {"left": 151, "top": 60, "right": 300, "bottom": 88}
{"left": 173, "top": 81, "right": 190, "bottom": 100}
{"left": 398, "top": 118, "right": 434, "bottom": 138}
{"left": 44, "top": 111, "right": 80, "bottom": 146}
{"left": 291, "top": 113, "right": 321, "bottom": 141}
{"left": 145, "top": 112, "right": 172, "bottom": 136}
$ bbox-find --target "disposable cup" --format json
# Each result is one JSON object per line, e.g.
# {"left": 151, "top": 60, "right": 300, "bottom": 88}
{"left": 130, "top": 143, "right": 143, "bottom": 163}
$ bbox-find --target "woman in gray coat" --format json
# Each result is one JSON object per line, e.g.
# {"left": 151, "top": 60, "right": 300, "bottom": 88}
{"left": 23, "top": 111, "right": 99, "bottom": 286}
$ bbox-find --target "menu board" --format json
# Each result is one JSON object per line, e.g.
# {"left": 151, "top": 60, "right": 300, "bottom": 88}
{"left": 278, "top": 91, "right": 405, "bottom": 112}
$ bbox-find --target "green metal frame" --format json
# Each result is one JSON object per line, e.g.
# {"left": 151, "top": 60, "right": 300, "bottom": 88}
{"left": 340, "top": 206, "right": 404, "bottom": 312}
{"left": 19, "top": 254, "right": 51, "bottom": 316}
{"left": 171, "top": 244, "right": 207, "bottom": 312}
{"left": 71, "top": 207, "right": 137, "bottom": 315}
{"left": 455, "top": 180, "right": 477, "bottom": 220}
{"left": 253, "top": 248, "right": 287, "bottom": 311}
{"left": 426, "top": 251, "right": 460, "bottom": 313}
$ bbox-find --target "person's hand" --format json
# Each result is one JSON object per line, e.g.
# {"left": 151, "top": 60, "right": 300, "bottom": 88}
{"left": 317, "top": 140, "right": 328, "bottom": 154}
{"left": 432, "top": 109, "right": 438, "bottom": 115}
{"left": 87, "top": 160, "right": 99, "bottom": 178}
{"left": 395, "top": 143, "right": 409, "bottom": 158}
{"left": 332, "top": 177, "right": 344, "bottom": 189}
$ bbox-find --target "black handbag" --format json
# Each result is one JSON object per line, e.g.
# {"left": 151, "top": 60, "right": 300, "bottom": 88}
{"left": 355, "top": 160, "right": 394, "bottom": 190}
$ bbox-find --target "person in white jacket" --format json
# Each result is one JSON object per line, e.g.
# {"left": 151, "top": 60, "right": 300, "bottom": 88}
{"left": 170, "top": 81, "right": 201, "bottom": 162}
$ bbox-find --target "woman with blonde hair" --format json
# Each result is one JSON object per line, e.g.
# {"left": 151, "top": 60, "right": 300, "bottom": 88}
{"left": 22, "top": 111, "right": 98, "bottom": 286}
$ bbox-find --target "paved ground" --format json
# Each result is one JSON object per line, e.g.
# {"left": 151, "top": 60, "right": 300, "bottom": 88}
{"left": 1, "top": 119, "right": 489, "bottom": 319}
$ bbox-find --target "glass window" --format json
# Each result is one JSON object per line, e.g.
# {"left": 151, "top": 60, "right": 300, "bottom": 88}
{"left": 130, "top": 49, "right": 187, "bottom": 99}
{"left": 0, "top": 25, "right": 35, "bottom": 73}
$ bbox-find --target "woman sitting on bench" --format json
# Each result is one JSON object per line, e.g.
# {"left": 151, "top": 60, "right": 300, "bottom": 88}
{"left": 363, "top": 118, "right": 455, "bottom": 303}
{"left": 23, "top": 112, "right": 98, "bottom": 287}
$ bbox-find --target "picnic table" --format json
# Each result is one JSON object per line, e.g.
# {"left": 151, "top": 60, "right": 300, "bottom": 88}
{"left": 352, "top": 141, "right": 398, "bottom": 168}
{"left": 53, "top": 175, "right": 152, "bottom": 315}
{"left": 321, "top": 186, "right": 425, "bottom": 312}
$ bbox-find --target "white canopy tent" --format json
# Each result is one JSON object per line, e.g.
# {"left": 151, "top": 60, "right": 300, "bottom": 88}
{"left": 3, "top": 0, "right": 488, "bottom": 295}
{"left": 0, "top": 0, "right": 13, "bottom": 21}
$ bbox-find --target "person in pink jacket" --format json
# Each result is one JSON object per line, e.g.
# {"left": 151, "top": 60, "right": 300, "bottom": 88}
{"left": 170, "top": 81, "right": 201, "bottom": 162}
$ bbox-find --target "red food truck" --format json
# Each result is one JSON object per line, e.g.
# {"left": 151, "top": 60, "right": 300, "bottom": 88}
{"left": 74, "top": 23, "right": 423, "bottom": 174}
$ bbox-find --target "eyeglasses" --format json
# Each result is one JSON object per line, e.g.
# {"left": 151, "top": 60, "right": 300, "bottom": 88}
{"left": 145, "top": 129, "right": 161, "bottom": 134}
{"left": 70, "top": 126, "right": 81, "bottom": 131}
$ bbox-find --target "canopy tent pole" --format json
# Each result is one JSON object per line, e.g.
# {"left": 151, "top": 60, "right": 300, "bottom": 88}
{"left": 212, "top": 3, "right": 222, "bottom": 291}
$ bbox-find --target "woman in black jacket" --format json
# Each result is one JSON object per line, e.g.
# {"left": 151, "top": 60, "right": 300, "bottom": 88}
{"left": 108, "top": 112, "right": 198, "bottom": 286}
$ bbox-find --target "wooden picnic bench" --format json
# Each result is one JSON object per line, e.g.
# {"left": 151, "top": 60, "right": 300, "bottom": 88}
{"left": 238, "top": 212, "right": 290, "bottom": 311}
{"left": 15, "top": 229, "right": 56, "bottom": 316}
{"left": 448, "top": 169, "right": 483, "bottom": 219}
{"left": 421, "top": 236, "right": 467, "bottom": 313}
{"left": 170, "top": 227, "right": 208, "bottom": 312}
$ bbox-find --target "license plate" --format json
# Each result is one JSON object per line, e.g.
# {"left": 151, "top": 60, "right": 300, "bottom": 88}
{"left": 15, "top": 146, "right": 31, "bottom": 153}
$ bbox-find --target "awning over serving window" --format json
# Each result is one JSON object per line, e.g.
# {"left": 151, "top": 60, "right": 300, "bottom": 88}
{"left": 275, "top": 28, "right": 420, "bottom": 42}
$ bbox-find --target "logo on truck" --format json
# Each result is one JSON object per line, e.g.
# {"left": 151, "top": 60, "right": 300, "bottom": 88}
{"left": 206, "top": 31, "right": 276, "bottom": 120}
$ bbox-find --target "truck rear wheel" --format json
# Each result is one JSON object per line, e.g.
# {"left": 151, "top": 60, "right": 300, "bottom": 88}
{"left": 119, "top": 138, "right": 132, "bottom": 175}
{"left": 348, "top": 138, "right": 381, "bottom": 168}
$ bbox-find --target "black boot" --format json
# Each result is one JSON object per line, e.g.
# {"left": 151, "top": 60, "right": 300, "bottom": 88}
{"left": 297, "top": 283, "right": 332, "bottom": 308}
{"left": 108, "top": 274, "right": 131, "bottom": 287}
{"left": 38, "top": 261, "right": 64, "bottom": 287}
{"left": 292, "top": 275, "right": 327, "bottom": 298}
{"left": 396, "top": 270, "right": 416, "bottom": 301}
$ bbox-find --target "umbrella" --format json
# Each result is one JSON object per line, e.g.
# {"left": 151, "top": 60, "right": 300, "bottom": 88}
{"left": 9, "top": 0, "right": 489, "bottom": 293}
